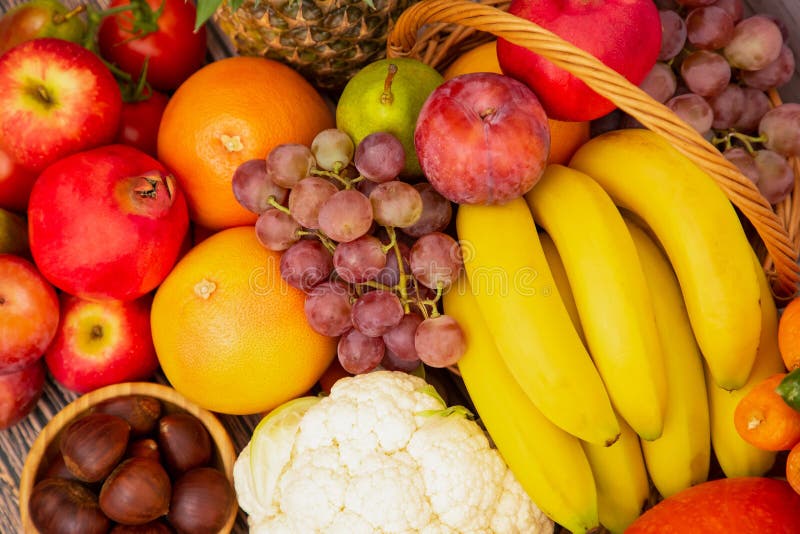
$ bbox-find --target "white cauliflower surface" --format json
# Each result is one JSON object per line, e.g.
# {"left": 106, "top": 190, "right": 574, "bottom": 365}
{"left": 233, "top": 370, "right": 553, "bottom": 533}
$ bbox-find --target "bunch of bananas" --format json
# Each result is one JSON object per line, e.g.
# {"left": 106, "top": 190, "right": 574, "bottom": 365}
{"left": 443, "top": 129, "right": 785, "bottom": 533}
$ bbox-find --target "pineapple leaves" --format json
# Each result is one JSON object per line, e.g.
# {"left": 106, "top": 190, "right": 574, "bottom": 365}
{"left": 194, "top": 0, "right": 245, "bottom": 31}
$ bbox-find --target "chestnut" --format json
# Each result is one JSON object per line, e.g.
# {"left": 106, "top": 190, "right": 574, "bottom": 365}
{"left": 158, "top": 414, "right": 211, "bottom": 475}
{"left": 93, "top": 396, "right": 162, "bottom": 436}
{"left": 60, "top": 413, "right": 131, "bottom": 483}
{"left": 167, "top": 468, "right": 234, "bottom": 534}
{"left": 42, "top": 454, "right": 80, "bottom": 482}
{"left": 29, "top": 478, "right": 111, "bottom": 534}
{"left": 99, "top": 457, "right": 171, "bottom": 526}
{"left": 127, "top": 438, "right": 160, "bottom": 462}
{"left": 110, "top": 520, "right": 174, "bottom": 533}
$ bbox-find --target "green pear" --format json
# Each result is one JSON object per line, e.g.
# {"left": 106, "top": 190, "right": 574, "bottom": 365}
{"left": 0, "top": 207, "right": 29, "bottom": 256}
{"left": 0, "top": 0, "right": 87, "bottom": 55}
{"left": 336, "top": 58, "right": 443, "bottom": 177}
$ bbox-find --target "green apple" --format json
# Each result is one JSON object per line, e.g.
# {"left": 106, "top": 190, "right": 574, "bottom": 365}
{"left": 0, "top": 0, "right": 87, "bottom": 55}
{"left": 336, "top": 58, "right": 443, "bottom": 177}
{"left": 0, "top": 207, "right": 29, "bottom": 256}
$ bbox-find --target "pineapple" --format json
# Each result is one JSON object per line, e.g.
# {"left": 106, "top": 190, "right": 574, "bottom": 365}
{"left": 211, "top": 0, "right": 417, "bottom": 91}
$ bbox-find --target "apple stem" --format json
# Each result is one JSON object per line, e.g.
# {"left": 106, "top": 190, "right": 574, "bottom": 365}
{"left": 381, "top": 64, "right": 398, "bottom": 106}
{"left": 35, "top": 86, "right": 52, "bottom": 105}
{"left": 479, "top": 108, "right": 496, "bottom": 120}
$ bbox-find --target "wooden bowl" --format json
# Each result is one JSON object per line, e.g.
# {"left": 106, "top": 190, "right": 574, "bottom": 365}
{"left": 18, "top": 382, "right": 238, "bottom": 533}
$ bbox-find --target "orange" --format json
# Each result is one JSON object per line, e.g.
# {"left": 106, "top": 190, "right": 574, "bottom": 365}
{"left": 157, "top": 57, "right": 335, "bottom": 230}
{"left": 150, "top": 226, "right": 336, "bottom": 415}
{"left": 787, "top": 441, "right": 800, "bottom": 495}
{"left": 734, "top": 373, "right": 800, "bottom": 451}
{"left": 444, "top": 40, "right": 590, "bottom": 165}
{"left": 779, "top": 297, "right": 800, "bottom": 371}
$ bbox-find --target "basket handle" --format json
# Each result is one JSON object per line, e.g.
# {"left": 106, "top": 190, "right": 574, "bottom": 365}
{"left": 387, "top": 0, "right": 800, "bottom": 298}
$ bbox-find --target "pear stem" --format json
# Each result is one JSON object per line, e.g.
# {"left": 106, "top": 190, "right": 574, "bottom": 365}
{"left": 381, "top": 63, "right": 398, "bottom": 105}
{"left": 53, "top": 4, "right": 86, "bottom": 24}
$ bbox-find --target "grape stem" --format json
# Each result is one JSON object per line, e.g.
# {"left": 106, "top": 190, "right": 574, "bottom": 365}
{"left": 297, "top": 229, "right": 337, "bottom": 254}
{"left": 266, "top": 195, "right": 292, "bottom": 215}
{"left": 385, "top": 226, "right": 411, "bottom": 314}
{"left": 711, "top": 130, "right": 767, "bottom": 155}
{"left": 311, "top": 168, "right": 351, "bottom": 188}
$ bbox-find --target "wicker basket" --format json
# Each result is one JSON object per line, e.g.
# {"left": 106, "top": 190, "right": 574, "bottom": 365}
{"left": 386, "top": 0, "right": 800, "bottom": 300}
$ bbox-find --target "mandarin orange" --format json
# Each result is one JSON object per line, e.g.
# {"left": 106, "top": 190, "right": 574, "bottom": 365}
{"left": 157, "top": 57, "right": 335, "bottom": 230}
{"left": 150, "top": 226, "right": 336, "bottom": 415}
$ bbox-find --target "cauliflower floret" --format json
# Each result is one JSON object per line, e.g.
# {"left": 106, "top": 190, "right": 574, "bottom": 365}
{"left": 235, "top": 371, "right": 554, "bottom": 533}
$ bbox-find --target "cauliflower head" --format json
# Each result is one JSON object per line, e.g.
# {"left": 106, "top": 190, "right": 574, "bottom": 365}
{"left": 234, "top": 370, "right": 553, "bottom": 533}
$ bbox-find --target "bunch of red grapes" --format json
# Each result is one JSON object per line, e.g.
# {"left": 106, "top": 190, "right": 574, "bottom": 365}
{"left": 231, "top": 129, "right": 467, "bottom": 375}
{"left": 638, "top": 0, "right": 799, "bottom": 204}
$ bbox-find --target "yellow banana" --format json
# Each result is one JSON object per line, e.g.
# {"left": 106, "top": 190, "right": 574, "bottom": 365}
{"left": 443, "top": 278, "right": 600, "bottom": 534}
{"left": 569, "top": 129, "right": 761, "bottom": 390}
{"left": 625, "top": 218, "right": 710, "bottom": 499}
{"left": 581, "top": 416, "right": 650, "bottom": 534}
{"left": 539, "top": 231, "right": 586, "bottom": 345}
{"left": 456, "top": 199, "right": 619, "bottom": 445}
{"left": 525, "top": 165, "right": 667, "bottom": 441}
{"left": 705, "top": 253, "right": 784, "bottom": 478}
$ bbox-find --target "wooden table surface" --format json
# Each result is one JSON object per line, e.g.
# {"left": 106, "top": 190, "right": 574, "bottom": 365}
{"left": 0, "top": 0, "right": 799, "bottom": 533}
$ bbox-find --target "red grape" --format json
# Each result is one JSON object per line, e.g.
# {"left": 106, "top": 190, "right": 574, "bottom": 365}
{"left": 734, "top": 88, "right": 772, "bottom": 132}
{"left": 409, "top": 232, "right": 463, "bottom": 290}
{"left": 255, "top": 209, "right": 301, "bottom": 251}
{"left": 401, "top": 183, "right": 453, "bottom": 238}
{"left": 351, "top": 290, "right": 404, "bottom": 337}
{"left": 280, "top": 239, "right": 333, "bottom": 291}
{"left": 288, "top": 176, "right": 339, "bottom": 229}
{"left": 658, "top": 10, "right": 687, "bottom": 61}
{"left": 232, "top": 159, "right": 289, "bottom": 214}
{"left": 318, "top": 189, "right": 373, "bottom": 243}
{"left": 414, "top": 315, "right": 466, "bottom": 368}
{"left": 369, "top": 181, "right": 423, "bottom": 228}
{"left": 711, "top": 0, "right": 743, "bottom": 23}
{"left": 666, "top": 93, "right": 714, "bottom": 134}
{"left": 741, "top": 45, "right": 796, "bottom": 91}
{"left": 337, "top": 329, "right": 384, "bottom": 374}
{"left": 333, "top": 235, "right": 387, "bottom": 283}
{"left": 707, "top": 84, "right": 744, "bottom": 130}
{"left": 639, "top": 62, "right": 678, "bottom": 104}
{"left": 724, "top": 15, "right": 784, "bottom": 70}
{"left": 723, "top": 147, "right": 760, "bottom": 184}
{"left": 354, "top": 132, "right": 405, "bottom": 183}
{"left": 382, "top": 313, "right": 424, "bottom": 362}
{"left": 754, "top": 149, "right": 794, "bottom": 204}
{"left": 304, "top": 281, "right": 353, "bottom": 337}
{"left": 676, "top": 0, "right": 715, "bottom": 6}
{"left": 680, "top": 50, "right": 731, "bottom": 98}
{"left": 266, "top": 144, "right": 315, "bottom": 188}
{"left": 759, "top": 103, "right": 800, "bottom": 157}
{"left": 311, "top": 128, "right": 354, "bottom": 171}
{"left": 381, "top": 349, "right": 421, "bottom": 372}
{"left": 686, "top": 6, "right": 734, "bottom": 50}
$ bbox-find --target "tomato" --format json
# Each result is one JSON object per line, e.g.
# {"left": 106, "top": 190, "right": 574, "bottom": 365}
{"left": 97, "top": 0, "right": 207, "bottom": 92}
{"left": 115, "top": 89, "right": 169, "bottom": 157}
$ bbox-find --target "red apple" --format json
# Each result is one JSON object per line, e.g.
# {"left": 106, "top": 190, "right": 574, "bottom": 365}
{"left": 497, "top": 0, "right": 661, "bottom": 121}
{"left": 45, "top": 293, "right": 158, "bottom": 393}
{"left": 0, "top": 254, "right": 59, "bottom": 374}
{"left": 0, "top": 359, "right": 46, "bottom": 429}
{"left": 28, "top": 144, "right": 189, "bottom": 302}
{"left": 626, "top": 477, "right": 800, "bottom": 533}
{"left": 0, "top": 37, "right": 122, "bottom": 211}
{"left": 413, "top": 72, "right": 550, "bottom": 205}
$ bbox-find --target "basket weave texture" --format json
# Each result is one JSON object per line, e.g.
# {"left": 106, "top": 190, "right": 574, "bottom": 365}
{"left": 386, "top": 0, "right": 800, "bottom": 300}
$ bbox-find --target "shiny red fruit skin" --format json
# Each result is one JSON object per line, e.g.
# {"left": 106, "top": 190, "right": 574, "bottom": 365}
{"left": 626, "top": 477, "right": 800, "bottom": 533}
{"left": 497, "top": 0, "right": 661, "bottom": 121}
{"left": 116, "top": 90, "right": 169, "bottom": 157}
{"left": 28, "top": 144, "right": 189, "bottom": 302}
{"left": 98, "top": 0, "right": 207, "bottom": 92}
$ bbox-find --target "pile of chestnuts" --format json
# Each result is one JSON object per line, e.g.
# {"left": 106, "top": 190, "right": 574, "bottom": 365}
{"left": 28, "top": 395, "right": 235, "bottom": 534}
